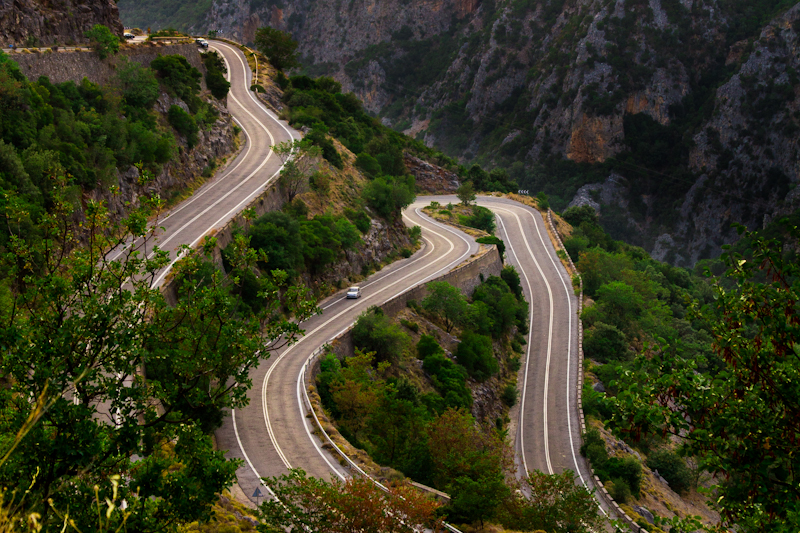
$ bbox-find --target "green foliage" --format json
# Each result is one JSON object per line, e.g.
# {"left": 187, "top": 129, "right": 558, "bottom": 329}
{"left": 498, "top": 470, "right": 602, "bottom": 533}
{"left": 344, "top": 207, "right": 371, "bottom": 233}
{"left": 201, "top": 51, "right": 230, "bottom": 100}
{"left": 501, "top": 383, "right": 517, "bottom": 407}
{"left": 243, "top": 210, "right": 304, "bottom": 278}
{"left": 116, "top": 58, "right": 160, "bottom": 108}
{"left": 84, "top": 24, "right": 120, "bottom": 59}
{"left": 417, "top": 334, "right": 442, "bottom": 360}
{"left": 352, "top": 307, "right": 411, "bottom": 364}
{"left": 305, "top": 128, "right": 343, "bottom": 168}
{"left": 583, "top": 322, "right": 629, "bottom": 363}
{"left": 0, "top": 51, "right": 182, "bottom": 203}
{"left": 0, "top": 187, "right": 316, "bottom": 532}
{"left": 646, "top": 449, "right": 693, "bottom": 494}
{"left": 355, "top": 152, "right": 381, "bottom": 177}
{"left": 612, "top": 225, "right": 800, "bottom": 530}
{"left": 456, "top": 180, "right": 476, "bottom": 205}
{"left": 536, "top": 191, "right": 549, "bottom": 210}
{"left": 460, "top": 205, "right": 496, "bottom": 234}
{"left": 254, "top": 26, "right": 300, "bottom": 71}
{"left": 471, "top": 275, "right": 528, "bottom": 339}
{"left": 151, "top": 54, "right": 202, "bottom": 104}
{"left": 421, "top": 350, "right": 472, "bottom": 412}
{"left": 168, "top": 105, "right": 199, "bottom": 148}
{"left": 362, "top": 175, "right": 416, "bottom": 220}
{"left": 476, "top": 235, "right": 505, "bottom": 262}
{"left": 422, "top": 281, "right": 470, "bottom": 333}
{"left": 456, "top": 331, "right": 498, "bottom": 381}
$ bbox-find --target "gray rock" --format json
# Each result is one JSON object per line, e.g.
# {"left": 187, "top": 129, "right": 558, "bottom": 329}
{"left": 592, "top": 381, "right": 606, "bottom": 393}
{"left": 634, "top": 505, "right": 655, "bottom": 524}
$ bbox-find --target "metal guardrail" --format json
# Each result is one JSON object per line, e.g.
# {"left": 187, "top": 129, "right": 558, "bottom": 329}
{"left": 546, "top": 209, "right": 647, "bottom": 533}
{"left": 300, "top": 342, "right": 463, "bottom": 533}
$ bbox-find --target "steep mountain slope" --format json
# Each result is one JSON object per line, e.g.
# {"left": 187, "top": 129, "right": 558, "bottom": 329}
{"left": 201, "top": 0, "right": 800, "bottom": 265}
{"left": 0, "top": 0, "right": 123, "bottom": 46}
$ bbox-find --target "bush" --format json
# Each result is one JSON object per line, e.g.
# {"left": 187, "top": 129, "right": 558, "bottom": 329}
{"left": 167, "top": 105, "right": 199, "bottom": 148}
{"left": 151, "top": 54, "right": 202, "bottom": 102}
{"left": 352, "top": 308, "right": 411, "bottom": 363}
{"left": 362, "top": 175, "right": 415, "bottom": 220}
{"left": 646, "top": 449, "right": 693, "bottom": 494}
{"left": 583, "top": 322, "right": 629, "bottom": 363}
{"left": 455, "top": 331, "right": 498, "bottom": 381}
{"left": 476, "top": 235, "right": 505, "bottom": 262}
{"left": 421, "top": 352, "right": 472, "bottom": 411}
{"left": 417, "top": 334, "right": 442, "bottom": 359}
{"left": 501, "top": 384, "right": 517, "bottom": 406}
{"left": 206, "top": 69, "right": 230, "bottom": 99}
{"left": 355, "top": 152, "right": 382, "bottom": 177}
{"left": 461, "top": 205, "right": 495, "bottom": 233}
{"left": 609, "top": 478, "right": 632, "bottom": 503}
{"left": 400, "top": 319, "right": 419, "bottom": 333}
{"left": 85, "top": 24, "right": 120, "bottom": 59}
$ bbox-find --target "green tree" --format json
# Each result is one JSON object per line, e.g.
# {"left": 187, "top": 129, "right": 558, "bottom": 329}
{"left": 422, "top": 281, "right": 470, "bottom": 333}
{"left": 499, "top": 470, "right": 602, "bottom": 533}
{"left": 85, "top": 24, "right": 120, "bottom": 59}
{"left": 253, "top": 26, "right": 300, "bottom": 71}
{"left": 167, "top": 105, "right": 199, "bottom": 148}
{"left": 115, "top": 58, "right": 160, "bottom": 108}
{"left": 611, "top": 227, "right": 800, "bottom": 531}
{"left": 362, "top": 175, "right": 416, "bottom": 220}
{"left": 583, "top": 322, "right": 629, "bottom": 363}
{"left": 455, "top": 331, "right": 498, "bottom": 381}
{"left": 272, "top": 138, "right": 322, "bottom": 202}
{"left": 456, "top": 180, "right": 476, "bottom": 206}
{"left": 352, "top": 307, "right": 411, "bottom": 364}
{"left": 0, "top": 187, "right": 317, "bottom": 531}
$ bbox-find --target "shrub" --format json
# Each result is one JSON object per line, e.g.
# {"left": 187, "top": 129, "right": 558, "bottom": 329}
{"left": 151, "top": 54, "right": 202, "bottom": 102}
{"left": 344, "top": 208, "right": 371, "bottom": 233}
{"left": 85, "top": 24, "right": 120, "bottom": 59}
{"left": 400, "top": 319, "right": 419, "bottom": 333}
{"left": 167, "top": 105, "right": 199, "bottom": 148}
{"left": 352, "top": 308, "right": 411, "bottom": 363}
{"left": 501, "top": 384, "right": 518, "bottom": 406}
{"left": 207, "top": 69, "right": 230, "bottom": 99}
{"left": 417, "top": 334, "right": 442, "bottom": 359}
{"left": 583, "top": 322, "right": 629, "bottom": 363}
{"left": 305, "top": 129, "right": 343, "bottom": 169}
{"left": 646, "top": 449, "right": 693, "bottom": 494}
{"left": 355, "top": 152, "right": 382, "bottom": 177}
{"left": 461, "top": 205, "right": 495, "bottom": 233}
{"left": 455, "top": 331, "right": 498, "bottom": 381}
{"left": 609, "top": 478, "right": 632, "bottom": 503}
{"left": 476, "top": 236, "right": 505, "bottom": 262}
{"left": 362, "top": 175, "right": 415, "bottom": 220}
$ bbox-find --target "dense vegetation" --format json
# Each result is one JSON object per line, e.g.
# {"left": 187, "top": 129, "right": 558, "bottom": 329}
{"left": 0, "top": 50, "right": 223, "bottom": 255}
{"left": 0, "top": 181, "right": 317, "bottom": 531}
{"left": 569, "top": 202, "right": 800, "bottom": 530}
{"left": 314, "top": 272, "right": 555, "bottom": 527}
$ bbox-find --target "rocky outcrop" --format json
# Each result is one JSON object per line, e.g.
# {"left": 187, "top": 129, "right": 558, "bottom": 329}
{"left": 203, "top": 0, "right": 800, "bottom": 264}
{"left": 0, "top": 0, "right": 123, "bottom": 46}
{"left": 404, "top": 154, "right": 460, "bottom": 194}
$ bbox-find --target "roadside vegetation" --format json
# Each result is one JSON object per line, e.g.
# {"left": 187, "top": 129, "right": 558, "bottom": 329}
{"left": 564, "top": 203, "right": 800, "bottom": 531}
{"left": 311, "top": 272, "right": 601, "bottom": 530}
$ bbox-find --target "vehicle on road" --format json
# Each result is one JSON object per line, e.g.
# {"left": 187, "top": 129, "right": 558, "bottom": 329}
{"left": 346, "top": 286, "right": 361, "bottom": 299}
{"left": 195, "top": 38, "right": 209, "bottom": 48}
{"left": 124, "top": 33, "right": 135, "bottom": 39}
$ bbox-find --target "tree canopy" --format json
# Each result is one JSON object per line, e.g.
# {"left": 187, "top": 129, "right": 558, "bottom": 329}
{"left": 254, "top": 26, "right": 300, "bottom": 71}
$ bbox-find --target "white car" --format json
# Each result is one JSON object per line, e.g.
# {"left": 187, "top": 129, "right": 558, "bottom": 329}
{"left": 346, "top": 286, "right": 361, "bottom": 299}
{"left": 124, "top": 33, "right": 135, "bottom": 40}
{"left": 195, "top": 38, "right": 209, "bottom": 48}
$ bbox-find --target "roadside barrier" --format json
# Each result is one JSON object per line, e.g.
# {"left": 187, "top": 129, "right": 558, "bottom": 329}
{"left": 546, "top": 209, "right": 648, "bottom": 533}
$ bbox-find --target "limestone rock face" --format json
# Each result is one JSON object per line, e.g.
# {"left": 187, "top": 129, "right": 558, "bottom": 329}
{"left": 0, "top": 0, "right": 124, "bottom": 46}
{"left": 204, "top": 0, "right": 800, "bottom": 264}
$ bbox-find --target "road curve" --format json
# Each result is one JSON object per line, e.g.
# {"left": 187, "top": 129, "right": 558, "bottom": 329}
{"left": 196, "top": 40, "right": 594, "bottom": 510}
{"left": 109, "top": 40, "right": 298, "bottom": 287}
{"left": 216, "top": 205, "right": 480, "bottom": 500}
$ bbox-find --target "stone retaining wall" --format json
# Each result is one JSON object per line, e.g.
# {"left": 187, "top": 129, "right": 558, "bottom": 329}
{"left": 10, "top": 43, "right": 206, "bottom": 87}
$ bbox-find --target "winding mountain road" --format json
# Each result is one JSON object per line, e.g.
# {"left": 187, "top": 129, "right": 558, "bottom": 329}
{"left": 179, "top": 43, "right": 602, "bottom": 516}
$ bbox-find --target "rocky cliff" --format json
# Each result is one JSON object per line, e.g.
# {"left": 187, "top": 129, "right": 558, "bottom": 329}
{"left": 194, "top": 0, "right": 800, "bottom": 263}
{"left": 0, "top": 0, "right": 124, "bottom": 46}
